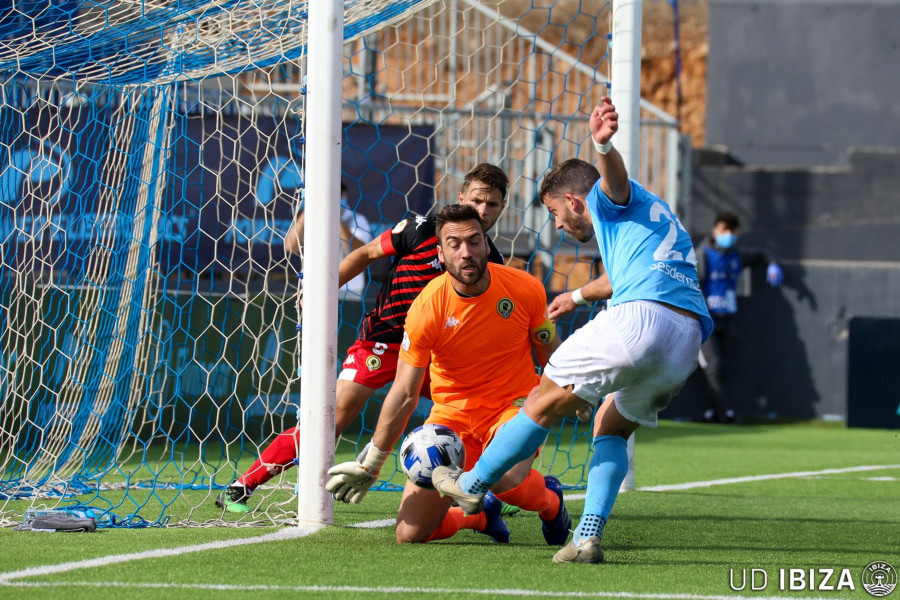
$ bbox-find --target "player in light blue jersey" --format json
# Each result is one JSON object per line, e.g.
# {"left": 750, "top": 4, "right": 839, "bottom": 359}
{"left": 433, "top": 96, "right": 712, "bottom": 564}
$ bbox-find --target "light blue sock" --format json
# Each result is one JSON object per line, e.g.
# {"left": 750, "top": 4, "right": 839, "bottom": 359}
{"left": 458, "top": 410, "right": 550, "bottom": 495}
{"left": 573, "top": 435, "right": 628, "bottom": 544}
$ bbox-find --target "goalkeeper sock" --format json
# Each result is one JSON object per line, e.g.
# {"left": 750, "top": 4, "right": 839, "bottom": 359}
{"left": 238, "top": 426, "right": 300, "bottom": 490}
{"left": 459, "top": 411, "right": 550, "bottom": 495}
{"left": 425, "top": 507, "right": 485, "bottom": 542}
{"left": 495, "top": 469, "right": 560, "bottom": 520}
{"left": 573, "top": 435, "right": 628, "bottom": 544}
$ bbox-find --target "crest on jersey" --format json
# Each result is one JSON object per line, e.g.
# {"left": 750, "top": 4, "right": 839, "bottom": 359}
{"left": 496, "top": 297, "right": 514, "bottom": 319}
{"left": 365, "top": 355, "right": 382, "bottom": 371}
{"left": 392, "top": 220, "right": 408, "bottom": 234}
{"left": 534, "top": 327, "right": 552, "bottom": 345}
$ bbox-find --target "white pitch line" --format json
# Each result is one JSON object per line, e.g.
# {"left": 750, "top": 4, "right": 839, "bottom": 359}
{"left": 562, "top": 464, "right": 900, "bottom": 501}
{"left": 0, "top": 525, "right": 322, "bottom": 584}
{"left": 0, "top": 580, "right": 854, "bottom": 600}
{"left": 349, "top": 518, "right": 395, "bottom": 528}
{"left": 639, "top": 464, "right": 900, "bottom": 492}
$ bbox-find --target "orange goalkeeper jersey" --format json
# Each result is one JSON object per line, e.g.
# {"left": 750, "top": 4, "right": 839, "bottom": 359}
{"left": 400, "top": 263, "right": 549, "bottom": 412}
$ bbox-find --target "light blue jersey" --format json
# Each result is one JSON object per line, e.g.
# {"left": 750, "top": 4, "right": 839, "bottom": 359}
{"left": 587, "top": 178, "right": 713, "bottom": 341}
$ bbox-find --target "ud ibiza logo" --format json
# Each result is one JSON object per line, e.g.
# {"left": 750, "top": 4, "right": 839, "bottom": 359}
{"left": 0, "top": 141, "right": 72, "bottom": 208}
{"left": 862, "top": 561, "right": 897, "bottom": 597}
{"left": 729, "top": 568, "right": 856, "bottom": 592}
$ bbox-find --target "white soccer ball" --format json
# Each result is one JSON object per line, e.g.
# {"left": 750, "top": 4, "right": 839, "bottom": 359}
{"left": 399, "top": 424, "right": 465, "bottom": 489}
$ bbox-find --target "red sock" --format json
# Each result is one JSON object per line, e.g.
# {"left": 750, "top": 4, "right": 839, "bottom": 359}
{"left": 495, "top": 469, "right": 560, "bottom": 521}
{"left": 425, "top": 507, "right": 486, "bottom": 542}
{"left": 237, "top": 427, "right": 300, "bottom": 490}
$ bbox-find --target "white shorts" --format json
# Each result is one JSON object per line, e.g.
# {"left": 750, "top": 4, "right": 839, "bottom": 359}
{"left": 544, "top": 300, "right": 702, "bottom": 428}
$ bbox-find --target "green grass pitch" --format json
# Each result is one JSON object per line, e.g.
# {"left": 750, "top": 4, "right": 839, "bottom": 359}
{"left": 1, "top": 421, "right": 898, "bottom": 599}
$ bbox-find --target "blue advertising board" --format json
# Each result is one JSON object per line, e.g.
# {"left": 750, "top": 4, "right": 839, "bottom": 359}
{"left": 158, "top": 115, "right": 435, "bottom": 280}
{"left": 0, "top": 102, "right": 435, "bottom": 284}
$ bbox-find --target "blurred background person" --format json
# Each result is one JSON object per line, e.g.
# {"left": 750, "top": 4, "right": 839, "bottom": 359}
{"left": 697, "top": 211, "right": 783, "bottom": 423}
{"left": 284, "top": 181, "right": 373, "bottom": 299}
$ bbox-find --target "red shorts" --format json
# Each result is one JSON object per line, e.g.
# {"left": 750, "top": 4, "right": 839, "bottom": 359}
{"left": 338, "top": 339, "right": 431, "bottom": 397}
{"left": 424, "top": 401, "right": 526, "bottom": 470}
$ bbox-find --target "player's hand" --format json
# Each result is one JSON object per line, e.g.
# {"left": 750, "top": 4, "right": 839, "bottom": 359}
{"left": 547, "top": 293, "right": 577, "bottom": 322}
{"left": 589, "top": 96, "right": 619, "bottom": 147}
{"left": 766, "top": 263, "right": 783, "bottom": 287}
{"left": 575, "top": 404, "right": 594, "bottom": 423}
{"left": 325, "top": 461, "right": 376, "bottom": 504}
{"left": 325, "top": 442, "right": 391, "bottom": 504}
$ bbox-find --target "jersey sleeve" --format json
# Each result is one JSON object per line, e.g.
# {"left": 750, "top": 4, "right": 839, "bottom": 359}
{"left": 513, "top": 272, "right": 552, "bottom": 345}
{"left": 379, "top": 218, "right": 410, "bottom": 257}
{"left": 382, "top": 214, "right": 432, "bottom": 259}
{"left": 399, "top": 290, "right": 438, "bottom": 368}
{"left": 524, "top": 274, "right": 550, "bottom": 329}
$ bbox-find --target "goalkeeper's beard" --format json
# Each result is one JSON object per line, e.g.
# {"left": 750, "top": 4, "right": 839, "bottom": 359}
{"left": 446, "top": 255, "right": 487, "bottom": 286}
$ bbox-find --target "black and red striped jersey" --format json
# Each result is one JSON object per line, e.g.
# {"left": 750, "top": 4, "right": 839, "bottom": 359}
{"left": 359, "top": 213, "right": 504, "bottom": 344}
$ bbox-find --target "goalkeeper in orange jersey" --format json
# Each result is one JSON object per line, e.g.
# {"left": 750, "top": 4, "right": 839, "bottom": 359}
{"left": 216, "top": 165, "right": 509, "bottom": 513}
{"left": 326, "top": 203, "right": 572, "bottom": 545}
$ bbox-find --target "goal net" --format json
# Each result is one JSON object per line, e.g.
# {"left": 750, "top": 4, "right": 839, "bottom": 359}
{"left": 0, "top": 0, "right": 682, "bottom": 527}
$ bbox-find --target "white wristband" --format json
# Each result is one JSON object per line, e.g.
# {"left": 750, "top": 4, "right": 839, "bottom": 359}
{"left": 592, "top": 138, "right": 613, "bottom": 155}
{"left": 359, "top": 442, "right": 391, "bottom": 475}
{"left": 571, "top": 287, "right": 590, "bottom": 306}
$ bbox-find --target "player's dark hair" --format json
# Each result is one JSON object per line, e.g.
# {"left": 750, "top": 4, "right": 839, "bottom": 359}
{"left": 434, "top": 203, "right": 486, "bottom": 242}
{"left": 462, "top": 163, "right": 509, "bottom": 202}
{"left": 340, "top": 181, "right": 348, "bottom": 194}
{"left": 538, "top": 158, "right": 600, "bottom": 202}
{"left": 715, "top": 211, "right": 740, "bottom": 230}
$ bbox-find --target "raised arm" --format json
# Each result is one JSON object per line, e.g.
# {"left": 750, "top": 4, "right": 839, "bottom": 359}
{"left": 590, "top": 97, "right": 631, "bottom": 206}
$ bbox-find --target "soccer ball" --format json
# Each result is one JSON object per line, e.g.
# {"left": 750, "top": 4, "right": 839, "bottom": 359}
{"left": 399, "top": 424, "right": 465, "bottom": 489}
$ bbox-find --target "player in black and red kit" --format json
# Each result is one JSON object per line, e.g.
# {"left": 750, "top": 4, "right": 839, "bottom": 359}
{"left": 217, "top": 164, "right": 508, "bottom": 512}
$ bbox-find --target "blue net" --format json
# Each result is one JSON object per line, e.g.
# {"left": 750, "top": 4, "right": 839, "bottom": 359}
{"left": 0, "top": 0, "right": 680, "bottom": 527}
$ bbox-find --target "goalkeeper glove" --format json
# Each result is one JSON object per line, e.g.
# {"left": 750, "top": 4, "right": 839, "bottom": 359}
{"left": 326, "top": 441, "right": 391, "bottom": 504}
{"left": 766, "top": 263, "right": 783, "bottom": 287}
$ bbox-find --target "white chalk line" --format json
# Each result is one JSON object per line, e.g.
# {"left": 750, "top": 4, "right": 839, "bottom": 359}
{"left": 0, "top": 525, "right": 322, "bottom": 584}
{"left": 350, "top": 518, "right": 395, "bottom": 528}
{"left": 564, "top": 464, "right": 900, "bottom": 501}
{"left": 2, "top": 463, "right": 897, "bottom": 592}
{"left": 639, "top": 464, "right": 900, "bottom": 492}
{"left": 0, "top": 580, "right": 854, "bottom": 600}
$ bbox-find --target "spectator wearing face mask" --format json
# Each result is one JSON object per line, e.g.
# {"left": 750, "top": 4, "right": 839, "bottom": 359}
{"left": 695, "top": 211, "right": 783, "bottom": 423}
